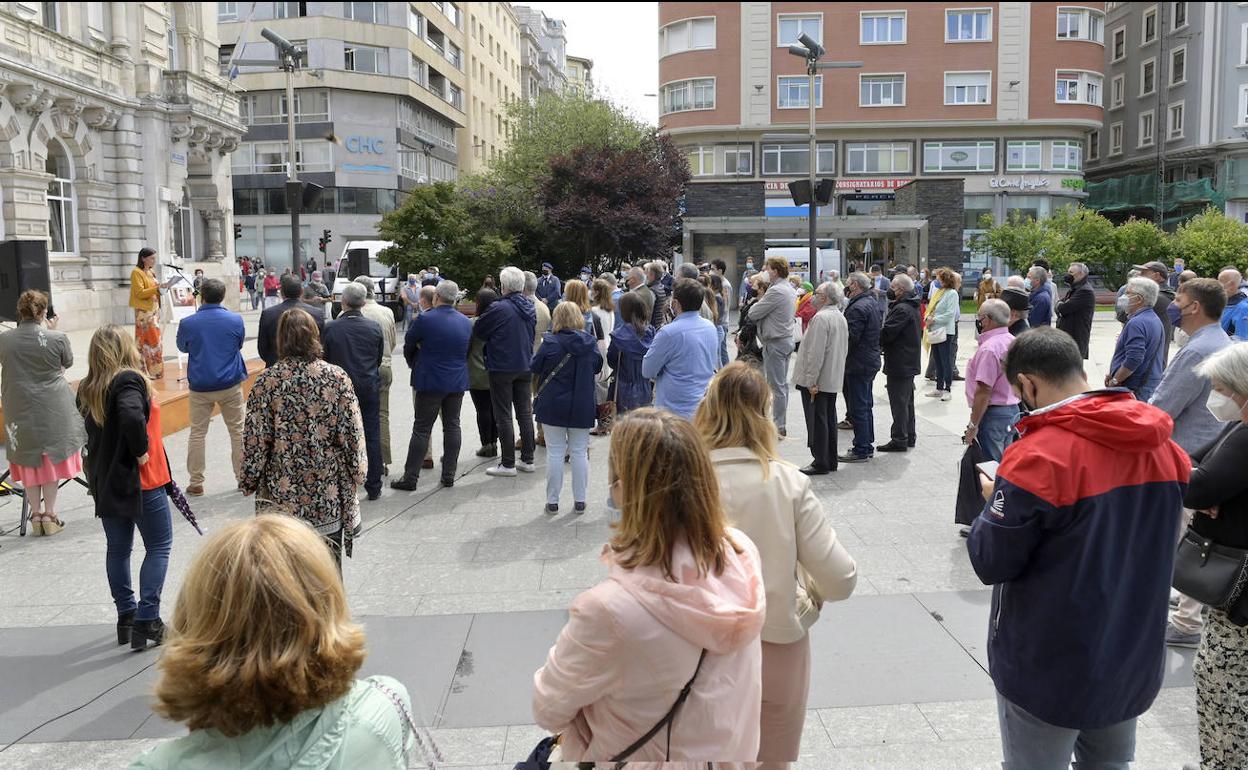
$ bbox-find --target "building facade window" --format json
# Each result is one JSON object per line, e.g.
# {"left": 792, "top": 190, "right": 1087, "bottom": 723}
{"left": 172, "top": 189, "right": 194, "bottom": 261}
{"left": 1168, "top": 101, "right": 1184, "bottom": 139}
{"left": 167, "top": 23, "right": 180, "bottom": 70}
{"left": 1111, "top": 26, "right": 1125, "bottom": 61}
{"left": 345, "top": 43, "right": 387, "bottom": 74}
{"left": 660, "top": 17, "right": 715, "bottom": 56}
{"left": 275, "top": 2, "right": 307, "bottom": 19}
{"left": 1109, "top": 122, "right": 1123, "bottom": 154}
{"left": 240, "top": 90, "right": 330, "bottom": 125}
{"left": 1110, "top": 74, "right": 1124, "bottom": 109}
{"left": 409, "top": 6, "right": 426, "bottom": 36}
{"left": 860, "top": 74, "right": 905, "bottom": 106}
{"left": 777, "top": 14, "right": 821, "bottom": 46}
{"left": 860, "top": 11, "right": 905, "bottom": 44}
{"left": 1051, "top": 140, "right": 1082, "bottom": 171}
{"left": 845, "top": 142, "right": 911, "bottom": 174}
{"left": 944, "top": 71, "right": 990, "bottom": 104}
{"left": 1056, "top": 7, "right": 1104, "bottom": 42}
{"left": 1172, "top": 2, "right": 1187, "bottom": 29}
{"left": 1170, "top": 46, "right": 1185, "bottom": 85}
{"left": 45, "top": 140, "right": 75, "bottom": 256}
{"left": 1138, "top": 110, "right": 1155, "bottom": 147}
{"left": 1006, "top": 140, "right": 1042, "bottom": 171}
{"left": 1140, "top": 58, "right": 1155, "bottom": 96}
{"left": 946, "top": 9, "right": 991, "bottom": 42}
{"left": 40, "top": 1, "right": 59, "bottom": 31}
{"left": 660, "top": 77, "right": 714, "bottom": 114}
{"left": 1142, "top": 5, "right": 1157, "bottom": 44}
{"left": 778, "top": 75, "right": 822, "bottom": 109}
{"left": 688, "top": 146, "right": 714, "bottom": 176}
{"left": 1239, "top": 85, "right": 1248, "bottom": 126}
{"left": 723, "top": 146, "right": 753, "bottom": 175}
{"left": 218, "top": 2, "right": 238, "bottom": 22}
{"left": 234, "top": 141, "right": 333, "bottom": 174}
{"left": 344, "top": 2, "right": 387, "bottom": 23}
{"left": 1056, "top": 70, "right": 1102, "bottom": 104}
{"left": 1087, "top": 130, "right": 1100, "bottom": 161}
{"left": 761, "top": 143, "right": 835, "bottom": 175}
{"left": 923, "top": 140, "right": 995, "bottom": 173}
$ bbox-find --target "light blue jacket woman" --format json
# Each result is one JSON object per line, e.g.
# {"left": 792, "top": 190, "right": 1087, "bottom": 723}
{"left": 927, "top": 285, "right": 960, "bottom": 337}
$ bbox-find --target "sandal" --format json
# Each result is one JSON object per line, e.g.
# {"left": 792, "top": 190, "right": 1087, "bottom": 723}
{"left": 39, "top": 514, "right": 64, "bottom": 536}
{"left": 27, "top": 509, "right": 43, "bottom": 537}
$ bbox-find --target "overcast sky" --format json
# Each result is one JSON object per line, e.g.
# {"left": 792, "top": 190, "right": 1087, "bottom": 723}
{"left": 524, "top": 2, "right": 660, "bottom": 125}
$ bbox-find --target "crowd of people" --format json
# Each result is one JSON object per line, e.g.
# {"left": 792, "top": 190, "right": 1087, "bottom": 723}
{"left": 6, "top": 243, "right": 1248, "bottom": 767}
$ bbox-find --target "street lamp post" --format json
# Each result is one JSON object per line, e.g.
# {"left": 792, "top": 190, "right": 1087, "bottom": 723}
{"left": 787, "top": 36, "right": 860, "bottom": 276}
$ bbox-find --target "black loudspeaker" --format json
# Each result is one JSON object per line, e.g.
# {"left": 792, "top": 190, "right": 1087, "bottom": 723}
{"left": 0, "top": 240, "right": 51, "bottom": 323}
{"left": 346, "top": 248, "right": 370, "bottom": 281}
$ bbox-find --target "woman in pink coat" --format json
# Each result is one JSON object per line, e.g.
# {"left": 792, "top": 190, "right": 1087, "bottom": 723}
{"left": 532, "top": 408, "right": 766, "bottom": 762}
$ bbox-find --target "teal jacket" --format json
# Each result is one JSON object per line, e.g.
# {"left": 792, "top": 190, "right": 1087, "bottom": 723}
{"left": 129, "top": 677, "right": 412, "bottom": 770}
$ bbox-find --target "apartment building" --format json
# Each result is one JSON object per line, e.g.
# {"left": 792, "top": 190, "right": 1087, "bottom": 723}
{"left": 566, "top": 54, "right": 594, "bottom": 96}
{"left": 459, "top": 2, "right": 522, "bottom": 173}
{"left": 659, "top": 2, "right": 1105, "bottom": 273}
{"left": 219, "top": 1, "right": 467, "bottom": 264}
{"left": 0, "top": 2, "right": 243, "bottom": 329}
{"left": 1085, "top": 2, "right": 1248, "bottom": 225}
{"left": 515, "top": 6, "right": 569, "bottom": 100}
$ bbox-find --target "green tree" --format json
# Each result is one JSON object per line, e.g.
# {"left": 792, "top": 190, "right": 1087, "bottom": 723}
{"left": 968, "top": 211, "right": 1057, "bottom": 273}
{"left": 376, "top": 182, "right": 515, "bottom": 294}
{"left": 1171, "top": 207, "right": 1248, "bottom": 278}
{"left": 1109, "top": 218, "right": 1170, "bottom": 290}
{"left": 1044, "top": 206, "right": 1115, "bottom": 274}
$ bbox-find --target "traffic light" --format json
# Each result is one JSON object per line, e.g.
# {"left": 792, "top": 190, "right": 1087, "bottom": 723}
{"left": 233, "top": 223, "right": 242, "bottom": 240}
{"left": 319, "top": 228, "right": 332, "bottom": 254}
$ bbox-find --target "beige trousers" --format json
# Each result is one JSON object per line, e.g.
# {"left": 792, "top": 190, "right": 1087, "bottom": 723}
{"left": 758, "top": 633, "right": 812, "bottom": 768}
{"left": 1172, "top": 507, "right": 1206, "bottom": 635}
{"left": 187, "top": 383, "right": 245, "bottom": 486}
{"left": 379, "top": 366, "right": 393, "bottom": 466}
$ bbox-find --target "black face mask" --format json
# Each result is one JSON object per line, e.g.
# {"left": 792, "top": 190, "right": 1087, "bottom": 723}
{"left": 1063, "top": 274, "right": 1077, "bottom": 286}
{"left": 886, "top": 289, "right": 897, "bottom": 301}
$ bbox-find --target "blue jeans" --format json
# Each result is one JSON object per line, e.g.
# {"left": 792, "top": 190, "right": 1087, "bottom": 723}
{"left": 718, "top": 325, "right": 729, "bottom": 367}
{"left": 978, "top": 404, "right": 1020, "bottom": 462}
{"left": 541, "top": 425, "right": 590, "bottom": 505}
{"left": 843, "top": 372, "right": 876, "bottom": 457}
{"left": 997, "top": 694, "right": 1136, "bottom": 770}
{"left": 932, "top": 339, "right": 954, "bottom": 392}
{"left": 101, "top": 488, "right": 173, "bottom": 622}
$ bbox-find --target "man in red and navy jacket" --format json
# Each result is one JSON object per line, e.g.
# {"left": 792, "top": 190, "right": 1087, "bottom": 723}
{"left": 967, "top": 327, "right": 1189, "bottom": 768}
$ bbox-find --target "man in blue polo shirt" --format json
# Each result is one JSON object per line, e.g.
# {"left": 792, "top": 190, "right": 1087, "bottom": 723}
{"left": 1106, "top": 276, "right": 1165, "bottom": 401}
{"left": 642, "top": 278, "right": 719, "bottom": 419}
{"left": 175, "top": 277, "right": 247, "bottom": 496}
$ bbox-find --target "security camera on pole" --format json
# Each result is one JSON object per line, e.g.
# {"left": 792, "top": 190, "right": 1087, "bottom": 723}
{"left": 786, "top": 35, "right": 860, "bottom": 276}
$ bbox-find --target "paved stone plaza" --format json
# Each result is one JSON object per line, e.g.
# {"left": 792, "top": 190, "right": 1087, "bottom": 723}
{"left": 0, "top": 313, "right": 1201, "bottom": 769}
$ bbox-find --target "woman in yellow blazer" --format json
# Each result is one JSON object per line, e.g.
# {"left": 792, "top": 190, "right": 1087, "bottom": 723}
{"left": 129, "top": 247, "right": 173, "bottom": 379}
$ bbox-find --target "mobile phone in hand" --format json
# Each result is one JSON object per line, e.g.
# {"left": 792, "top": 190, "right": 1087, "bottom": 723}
{"left": 975, "top": 460, "right": 1000, "bottom": 481}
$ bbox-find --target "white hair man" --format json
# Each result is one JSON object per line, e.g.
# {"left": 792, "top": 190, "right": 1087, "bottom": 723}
{"left": 1218, "top": 268, "right": 1248, "bottom": 341}
{"left": 962, "top": 298, "right": 1020, "bottom": 463}
{"left": 1026, "top": 265, "right": 1053, "bottom": 327}
{"left": 793, "top": 281, "right": 847, "bottom": 473}
{"left": 474, "top": 266, "right": 538, "bottom": 476}
{"left": 354, "top": 277, "right": 399, "bottom": 475}
{"left": 839, "top": 272, "right": 883, "bottom": 462}
{"left": 322, "top": 281, "right": 386, "bottom": 500}
{"left": 1006, "top": 275, "right": 1027, "bottom": 291}
{"left": 748, "top": 256, "right": 800, "bottom": 436}
{"left": 391, "top": 280, "right": 473, "bottom": 492}
{"left": 878, "top": 273, "right": 923, "bottom": 453}
{"left": 1055, "top": 261, "right": 1095, "bottom": 359}
{"left": 626, "top": 266, "right": 656, "bottom": 325}
{"left": 523, "top": 270, "right": 552, "bottom": 352}
{"left": 1106, "top": 276, "right": 1165, "bottom": 400}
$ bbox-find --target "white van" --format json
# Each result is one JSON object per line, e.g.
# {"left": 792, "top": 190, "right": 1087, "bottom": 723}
{"left": 329, "top": 240, "right": 402, "bottom": 320}
{"left": 764, "top": 246, "right": 841, "bottom": 284}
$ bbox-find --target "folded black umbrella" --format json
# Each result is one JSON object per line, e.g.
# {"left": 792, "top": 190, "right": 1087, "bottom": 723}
{"left": 166, "top": 480, "right": 204, "bottom": 535}
{"left": 955, "top": 439, "right": 989, "bottom": 527}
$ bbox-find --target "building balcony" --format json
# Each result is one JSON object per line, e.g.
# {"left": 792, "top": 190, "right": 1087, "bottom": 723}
{"left": 162, "top": 71, "right": 244, "bottom": 131}
{"left": 0, "top": 9, "right": 126, "bottom": 100}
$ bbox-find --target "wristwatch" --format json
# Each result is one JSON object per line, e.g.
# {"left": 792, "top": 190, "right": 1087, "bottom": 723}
{"left": 1108, "top": 377, "right": 1120, "bottom": 387}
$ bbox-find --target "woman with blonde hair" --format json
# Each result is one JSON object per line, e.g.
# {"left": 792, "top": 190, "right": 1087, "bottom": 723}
{"left": 532, "top": 409, "right": 765, "bottom": 761}
{"left": 129, "top": 247, "right": 175, "bottom": 379}
{"left": 532, "top": 301, "right": 602, "bottom": 514}
{"left": 0, "top": 290, "right": 85, "bottom": 535}
{"left": 925, "top": 267, "right": 961, "bottom": 401}
{"left": 694, "top": 363, "right": 857, "bottom": 766}
{"left": 240, "top": 309, "right": 365, "bottom": 567}
{"left": 78, "top": 325, "right": 174, "bottom": 650}
{"left": 129, "top": 515, "right": 416, "bottom": 769}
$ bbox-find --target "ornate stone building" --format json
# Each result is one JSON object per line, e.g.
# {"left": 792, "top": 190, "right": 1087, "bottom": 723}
{"left": 0, "top": 2, "right": 243, "bottom": 329}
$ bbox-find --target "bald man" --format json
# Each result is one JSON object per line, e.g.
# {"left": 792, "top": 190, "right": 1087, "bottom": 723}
{"left": 1219, "top": 268, "right": 1248, "bottom": 341}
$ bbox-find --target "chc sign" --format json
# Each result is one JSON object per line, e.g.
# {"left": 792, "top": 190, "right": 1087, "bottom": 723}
{"left": 345, "top": 136, "right": 385, "bottom": 154}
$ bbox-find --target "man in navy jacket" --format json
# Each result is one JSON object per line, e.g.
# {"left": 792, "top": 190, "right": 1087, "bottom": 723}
{"left": 535, "top": 262, "right": 561, "bottom": 312}
{"left": 257, "top": 274, "right": 323, "bottom": 367}
{"left": 840, "top": 273, "right": 882, "bottom": 462}
{"left": 323, "top": 282, "right": 385, "bottom": 500}
{"left": 474, "top": 266, "right": 538, "bottom": 476}
{"left": 968, "top": 327, "right": 1188, "bottom": 769}
{"left": 175, "top": 278, "right": 246, "bottom": 496}
{"left": 392, "top": 280, "right": 472, "bottom": 491}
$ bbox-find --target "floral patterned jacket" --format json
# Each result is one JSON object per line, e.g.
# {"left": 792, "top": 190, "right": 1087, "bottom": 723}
{"left": 240, "top": 358, "right": 366, "bottom": 553}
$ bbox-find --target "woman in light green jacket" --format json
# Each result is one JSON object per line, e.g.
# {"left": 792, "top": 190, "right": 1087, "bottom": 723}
{"left": 924, "top": 268, "right": 962, "bottom": 402}
{"left": 129, "top": 516, "right": 419, "bottom": 770}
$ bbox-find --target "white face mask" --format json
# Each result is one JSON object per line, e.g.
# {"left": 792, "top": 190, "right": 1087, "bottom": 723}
{"left": 1207, "top": 390, "right": 1244, "bottom": 422}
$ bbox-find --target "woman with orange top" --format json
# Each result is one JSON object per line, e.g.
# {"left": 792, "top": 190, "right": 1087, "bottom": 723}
{"left": 78, "top": 326, "right": 174, "bottom": 651}
{"left": 129, "top": 247, "right": 175, "bottom": 379}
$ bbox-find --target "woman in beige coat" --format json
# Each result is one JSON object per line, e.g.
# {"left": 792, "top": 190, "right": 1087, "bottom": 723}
{"left": 695, "top": 362, "right": 858, "bottom": 768}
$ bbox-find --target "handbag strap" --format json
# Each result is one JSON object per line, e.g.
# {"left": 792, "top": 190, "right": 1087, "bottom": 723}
{"left": 368, "top": 678, "right": 443, "bottom": 768}
{"left": 610, "top": 649, "right": 708, "bottom": 764}
{"left": 535, "top": 353, "right": 573, "bottom": 399}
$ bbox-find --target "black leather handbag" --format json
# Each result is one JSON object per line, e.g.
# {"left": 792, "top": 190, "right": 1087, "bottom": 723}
{"left": 1172, "top": 529, "right": 1248, "bottom": 610}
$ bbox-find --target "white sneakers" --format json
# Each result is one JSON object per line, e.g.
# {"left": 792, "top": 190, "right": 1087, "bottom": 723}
{"left": 485, "top": 462, "right": 535, "bottom": 477}
{"left": 924, "top": 389, "right": 953, "bottom": 401}
{"left": 941, "top": 391, "right": 952, "bottom": 402}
